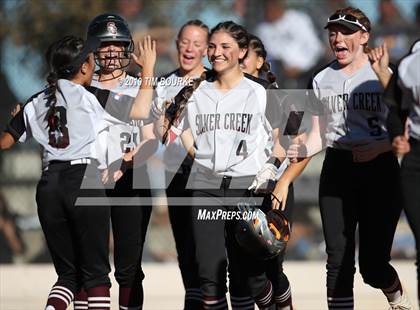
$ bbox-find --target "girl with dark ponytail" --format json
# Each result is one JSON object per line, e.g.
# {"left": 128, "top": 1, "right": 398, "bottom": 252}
{"left": 1, "top": 34, "right": 156, "bottom": 310}
{"left": 241, "top": 33, "right": 277, "bottom": 85}
{"left": 241, "top": 34, "right": 308, "bottom": 309}
{"left": 241, "top": 33, "right": 315, "bottom": 310}
{"left": 44, "top": 36, "right": 91, "bottom": 149}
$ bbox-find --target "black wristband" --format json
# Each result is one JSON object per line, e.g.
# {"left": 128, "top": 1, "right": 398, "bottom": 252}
{"left": 120, "top": 158, "right": 133, "bottom": 174}
{"left": 267, "top": 156, "right": 282, "bottom": 168}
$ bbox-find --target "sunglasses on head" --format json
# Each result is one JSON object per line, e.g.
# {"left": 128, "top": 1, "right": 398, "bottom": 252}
{"left": 327, "top": 13, "right": 368, "bottom": 32}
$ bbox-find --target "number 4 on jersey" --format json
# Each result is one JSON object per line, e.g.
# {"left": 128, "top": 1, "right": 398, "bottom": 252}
{"left": 236, "top": 140, "right": 248, "bottom": 157}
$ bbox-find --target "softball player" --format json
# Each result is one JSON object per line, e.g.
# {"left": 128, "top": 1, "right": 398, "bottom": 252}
{"left": 240, "top": 34, "right": 276, "bottom": 85}
{"left": 81, "top": 14, "right": 154, "bottom": 310}
{"left": 242, "top": 35, "right": 294, "bottom": 309}
{"left": 291, "top": 7, "right": 411, "bottom": 309}
{"left": 151, "top": 19, "right": 209, "bottom": 310}
{"left": 169, "top": 21, "right": 268, "bottom": 309}
{"left": 1, "top": 34, "right": 155, "bottom": 310}
{"left": 383, "top": 45, "right": 420, "bottom": 308}
{"left": 167, "top": 21, "right": 303, "bottom": 310}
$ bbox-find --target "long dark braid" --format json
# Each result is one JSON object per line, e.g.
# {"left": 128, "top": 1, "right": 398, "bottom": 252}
{"left": 162, "top": 70, "right": 215, "bottom": 144}
{"left": 44, "top": 36, "right": 86, "bottom": 148}
{"left": 248, "top": 34, "right": 277, "bottom": 85}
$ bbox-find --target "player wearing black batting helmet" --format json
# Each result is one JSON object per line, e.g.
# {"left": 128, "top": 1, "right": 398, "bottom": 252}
{"left": 87, "top": 13, "right": 134, "bottom": 74}
{"left": 72, "top": 12, "right": 157, "bottom": 310}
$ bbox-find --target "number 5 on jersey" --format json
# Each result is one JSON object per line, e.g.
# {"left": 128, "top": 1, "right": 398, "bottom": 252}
{"left": 367, "top": 116, "right": 382, "bottom": 136}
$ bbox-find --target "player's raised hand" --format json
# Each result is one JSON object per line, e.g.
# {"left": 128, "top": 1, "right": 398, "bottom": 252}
{"left": 368, "top": 43, "right": 389, "bottom": 72}
{"left": 367, "top": 43, "right": 392, "bottom": 88}
{"left": 132, "top": 35, "right": 156, "bottom": 75}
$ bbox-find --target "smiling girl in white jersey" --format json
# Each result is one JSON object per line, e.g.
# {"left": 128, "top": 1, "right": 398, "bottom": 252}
{"left": 161, "top": 21, "right": 295, "bottom": 310}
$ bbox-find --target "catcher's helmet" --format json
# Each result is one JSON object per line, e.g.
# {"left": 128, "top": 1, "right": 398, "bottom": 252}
{"left": 235, "top": 203, "right": 290, "bottom": 260}
{"left": 87, "top": 13, "right": 134, "bottom": 70}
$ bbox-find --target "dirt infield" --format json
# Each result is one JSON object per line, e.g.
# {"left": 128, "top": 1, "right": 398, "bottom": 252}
{"left": 0, "top": 261, "right": 417, "bottom": 309}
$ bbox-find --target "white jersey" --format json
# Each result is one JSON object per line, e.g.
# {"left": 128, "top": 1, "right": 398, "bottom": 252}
{"left": 152, "top": 70, "right": 195, "bottom": 173}
{"left": 397, "top": 50, "right": 420, "bottom": 140}
{"left": 13, "top": 79, "right": 132, "bottom": 162}
{"left": 91, "top": 74, "right": 149, "bottom": 167}
{"left": 310, "top": 60, "right": 390, "bottom": 150}
{"left": 178, "top": 76, "right": 271, "bottom": 177}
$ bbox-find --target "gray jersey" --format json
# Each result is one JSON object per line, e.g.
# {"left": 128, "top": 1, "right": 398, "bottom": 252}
{"left": 152, "top": 70, "right": 193, "bottom": 173}
{"left": 178, "top": 76, "right": 271, "bottom": 177}
{"left": 397, "top": 50, "right": 420, "bottom": 140}
{"left": 16, "top": 79, "right": 132, "bottom": 162}
{"left": 311, "top": 61, "right": 390, "bottom": 149}
{"left": 91, "top": 74, "right": 146, "bottom": 167}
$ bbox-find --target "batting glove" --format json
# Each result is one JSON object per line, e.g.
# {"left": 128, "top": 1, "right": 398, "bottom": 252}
{"left": 248, "top": 157, "right": 282, "bottom": 194}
